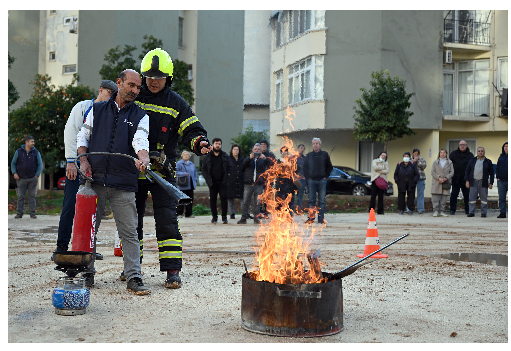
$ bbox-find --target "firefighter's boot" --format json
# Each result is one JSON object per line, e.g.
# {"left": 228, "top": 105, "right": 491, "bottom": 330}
{"left": 164, "top": 269, "right": 182, "bottom": 289}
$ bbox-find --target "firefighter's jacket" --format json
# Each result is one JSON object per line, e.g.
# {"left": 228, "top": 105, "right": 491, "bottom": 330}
{"left": 135, "top": 85, "right": 208, "bottom": 177}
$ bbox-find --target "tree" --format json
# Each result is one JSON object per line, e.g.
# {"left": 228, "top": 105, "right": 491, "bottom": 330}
{"left": 138, "top": 34, "right": 163, "bottom": 60}
{"left": 8, "top": 52, "right": 20, "bottom": 110}
{"left": 172, "top": 59, "right": 194, "bottom": 106}
{"left": 353, "top": 70, "right": 416, "bottom": 152}
{"left": 99, "top": 45, "right": 137, "bottom": 81}
{"left": 9, "top": 74, "right": 95, "bottom": 197}
{"left": 231, "top": 124, "right": 270, "bottom": 157}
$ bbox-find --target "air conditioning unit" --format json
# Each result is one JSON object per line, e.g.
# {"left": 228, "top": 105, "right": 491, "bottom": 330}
{"left": 443, "top": 50, "right": 452, "bottom": 64}
{"left": 187, "top": 69, "right": 193, "bottom": 81}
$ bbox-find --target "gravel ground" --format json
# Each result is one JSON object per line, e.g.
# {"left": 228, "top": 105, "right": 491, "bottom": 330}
{"left": 7, "top": 210, "right": 508, "bottom": 343}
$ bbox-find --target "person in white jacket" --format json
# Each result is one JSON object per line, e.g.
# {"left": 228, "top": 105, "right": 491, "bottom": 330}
{"left": 53, "top": 80, "right": 117, "bottom": 260}
{"left": 369, "top": 151, "right": 389, "bottom": 214}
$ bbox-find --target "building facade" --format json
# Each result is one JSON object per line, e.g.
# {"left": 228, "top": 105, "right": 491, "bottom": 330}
{"left": 268, "top": 10, "right": 508, "bottom": 197}
{"left": 8, "top": 10, "right": 244, "bottom": 189}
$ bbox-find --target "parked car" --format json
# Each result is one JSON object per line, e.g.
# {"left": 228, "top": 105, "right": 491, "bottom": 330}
{"left": 326, "top": 166, "right": 394, "bottom": 196}
{"left": 57, "top": 176, "right": 66, "bottom": 190}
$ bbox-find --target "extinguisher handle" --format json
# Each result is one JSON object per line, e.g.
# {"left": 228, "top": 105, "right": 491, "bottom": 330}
{"left": 75, "top": 154, "right": 94, "bottom": 183}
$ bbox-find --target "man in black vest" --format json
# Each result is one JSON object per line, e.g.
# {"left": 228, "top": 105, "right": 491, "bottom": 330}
{"left": 11, "top": 135, "right": 43, "bottom": 219}
{"left": 77, "top": 69, "right": 151, "bottom": 295}
{"left": 202, "top": 138, "right": 232, "bottom": 224}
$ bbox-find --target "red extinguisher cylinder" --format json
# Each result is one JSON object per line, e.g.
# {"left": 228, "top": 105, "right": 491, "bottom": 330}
{"left": 72, "top": 182, "right": 98, "bottom": 253}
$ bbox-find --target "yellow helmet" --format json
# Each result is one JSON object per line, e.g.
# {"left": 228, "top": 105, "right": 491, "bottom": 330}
{"left": 140, "top": 48, "right": 174, "bottom": 78}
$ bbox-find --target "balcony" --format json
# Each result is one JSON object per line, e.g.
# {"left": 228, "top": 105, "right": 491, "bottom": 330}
{"left": 444, "top": 19, "right": 490, "bottom": 46}
{"left": 443, "top": 91, "right": 490, "bottom": 118}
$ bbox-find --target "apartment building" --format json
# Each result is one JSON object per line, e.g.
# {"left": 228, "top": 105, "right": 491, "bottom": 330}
{"left": 8, "top": 10, "right": 244, "bottom": 189}
{"left": 268, "top": 10, "right": 507, "bottom": 197}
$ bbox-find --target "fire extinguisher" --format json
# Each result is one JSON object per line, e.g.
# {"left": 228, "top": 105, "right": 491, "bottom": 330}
{"left": 71, "top": 181, "right": 98, "bottom": 252}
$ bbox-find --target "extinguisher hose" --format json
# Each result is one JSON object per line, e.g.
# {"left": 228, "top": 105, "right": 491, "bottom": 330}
{"left": 74, "top": 152, "right": 192, "bottom": 205}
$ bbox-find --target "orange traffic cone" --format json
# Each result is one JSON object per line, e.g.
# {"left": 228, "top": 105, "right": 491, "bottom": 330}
{"left": 356, "top": 208, "right": 388, "bottom": 258}
{"left": 114, "top": 228, "right": 123, "bottom": 257}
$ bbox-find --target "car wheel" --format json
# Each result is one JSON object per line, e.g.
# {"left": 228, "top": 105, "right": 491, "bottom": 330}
{"left": 352, "top": 184, "right": 367, "bottom": 196}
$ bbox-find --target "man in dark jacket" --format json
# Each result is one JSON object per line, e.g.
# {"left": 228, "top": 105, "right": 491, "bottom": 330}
{"left": 449, "top": 140, "right": 474, "bottom": 215}
{"left": 303, "top": 138, "right": 333, "bottom": 224}
{"left": 134, "top": 48, "right": 211, "bottom": 289}
{"left": 11, "top": 135, "right": 43, "bottom": 219}
{"left": 496, "top": 142, "right": 508, "bottom": 218}
{"left": 202, "top": 138, "right": 232, "bottom": 224}
{"left": 465, "top": 147, "right": 494, "bottom": 217}
{"left": 394, "top": 152, "right": 420, "bottom": 215}
{"left": 237, "top": 143, "right": 270, "bottom": 224}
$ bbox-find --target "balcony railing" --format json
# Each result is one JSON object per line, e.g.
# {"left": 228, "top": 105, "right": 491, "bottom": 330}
{"left": 443, "top": 91, "right": 490, "bottom": 117}
{"left": 444, "top": 19, "right": 490, "bottom": 45}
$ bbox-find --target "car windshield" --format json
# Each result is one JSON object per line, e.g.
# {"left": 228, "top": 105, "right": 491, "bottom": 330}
{"left": 338, "top": 167, "right": 367, "bottom": 177}
{"left": 330, "top": 168, "right": 345, "bottom": 177}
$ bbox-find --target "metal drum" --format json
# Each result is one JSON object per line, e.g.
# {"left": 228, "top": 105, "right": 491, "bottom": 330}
{"left": 241, "top": 272, "right": 343, "bottom": 337}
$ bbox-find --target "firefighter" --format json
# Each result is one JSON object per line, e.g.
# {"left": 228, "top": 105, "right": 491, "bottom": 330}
{"left": 127, "top": 48, "right": 212, "bottom": 289}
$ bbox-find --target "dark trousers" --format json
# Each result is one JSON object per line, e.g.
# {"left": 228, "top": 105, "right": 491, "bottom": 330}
{"left": 136, "top": 178, "right": 182, "bottom": 271}
{"left": 369, "top": 181, "right": 385, "bottom": 214}
{"left": 177, "top": 189, "right": 194, "bottom": 217}
{"left": 209, "top": 182, "right": 228, "bottom": 220}
{"left": 450, "top": 180, "right": 470, "bottom": 214}
{"left": 56, "top": 174, "right": 81, "bottom": 248}
{"left": 398, "top": 183, "right": 415, "bottom": 211}
{"left": 16, "top": 177, "right": 38, "bottom": 215}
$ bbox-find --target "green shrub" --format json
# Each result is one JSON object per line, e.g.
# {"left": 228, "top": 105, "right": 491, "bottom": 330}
{"left": 192, "top": 204, "right": 211, "bottom": 216}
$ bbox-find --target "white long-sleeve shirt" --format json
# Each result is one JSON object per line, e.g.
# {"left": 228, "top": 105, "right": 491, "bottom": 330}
{"left": 76, "top": 101, "right": 149, "bottom": 154}
{"left": 64, "top": 99, "right": 94, "bottom": 163}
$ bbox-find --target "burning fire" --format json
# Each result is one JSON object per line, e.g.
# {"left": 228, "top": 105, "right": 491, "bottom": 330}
{"left": 250, "top": 107, "right": 327, "bottom": 285}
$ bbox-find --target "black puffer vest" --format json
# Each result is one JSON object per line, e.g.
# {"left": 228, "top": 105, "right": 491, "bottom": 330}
{"left": 88, "top": 94, "right": 146, "bottom": 192}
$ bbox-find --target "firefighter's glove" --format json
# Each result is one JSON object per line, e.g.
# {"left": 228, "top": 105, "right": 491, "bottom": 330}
{"left": 149, "top": 151, "right": 165, "bottom": 172}
{"left": 161, "top": 154, "right": 175, "bottom": 177}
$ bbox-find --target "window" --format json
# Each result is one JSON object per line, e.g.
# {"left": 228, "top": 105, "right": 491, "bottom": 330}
{"left": 243, "top": 120, "right": 270, "bottom": 133}
{"left": 49, "top": 10, "right": 57, "bottom": 15}
{"left": 273, "top": 10, "right": 325, "bottom": 46}
{"left": 287, "top": 56, "right": 324, "bottom": 105}
{"left": 498, "top": 58, "right": 508, "bottom": 90}
{"left": 275, "top": 70, "right": 282, "bottom": 110}
{"left": 443, "top": 63, "right": 455, "bottom": 115}
{"left": 275, "top": 17, "right": 284, "bottom": 48}
{"left": 49, "top": 52, "right": 56, "bottom": 61}
{"left": 358, "top": 141, "right": 384, "bottom": 173}
{"left": 458, "top": 60, "right": 490, "bottom": 116}
{"left": 62, "top": 64, "right": 77, "bottom": 75}
{"left": 447, "top": 139, "right": 476, "bottom": 155}
{"left": 63, "top": 17, "right": 74, "bottom": 26}
{"left": 444, "top": 10, "right": 491, "bottom": 45}
{"left": 178, "top": 17, "right": 184, "bottom": 48}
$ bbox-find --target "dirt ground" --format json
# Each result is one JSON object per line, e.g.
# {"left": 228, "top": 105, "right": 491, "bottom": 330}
{"left": 7, "top": 209, "right": 508, "bottom": 343}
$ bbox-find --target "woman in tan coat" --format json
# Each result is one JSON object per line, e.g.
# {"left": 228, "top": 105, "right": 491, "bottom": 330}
{"left": 430, "top": 148, "right": 454, "bottom": 217}
{"left": 369, "top": 151, "right": 389, "bottom": 214}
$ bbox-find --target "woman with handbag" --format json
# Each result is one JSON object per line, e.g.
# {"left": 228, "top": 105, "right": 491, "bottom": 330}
{"left": 176, "top": 150, "right": 198, "bottom": 218}
{"left": 369, "top": 152, "right": 389, "bottom": 215}
{"left": 430, "top": 148, "right": 454, "bottom": 217}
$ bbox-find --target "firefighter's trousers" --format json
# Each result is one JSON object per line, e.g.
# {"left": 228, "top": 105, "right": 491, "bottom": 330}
{"left": 135, "top": 178, "right": 183, "bottom": 271}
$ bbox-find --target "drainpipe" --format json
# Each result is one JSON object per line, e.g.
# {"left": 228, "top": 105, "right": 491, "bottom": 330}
{"left": 491, "top": 10, "right": 496, "bottom": 132}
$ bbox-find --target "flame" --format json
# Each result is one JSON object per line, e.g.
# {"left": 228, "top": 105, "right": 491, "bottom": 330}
{"left": 250, "top": 107, "right": 327, "bottom": 285}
